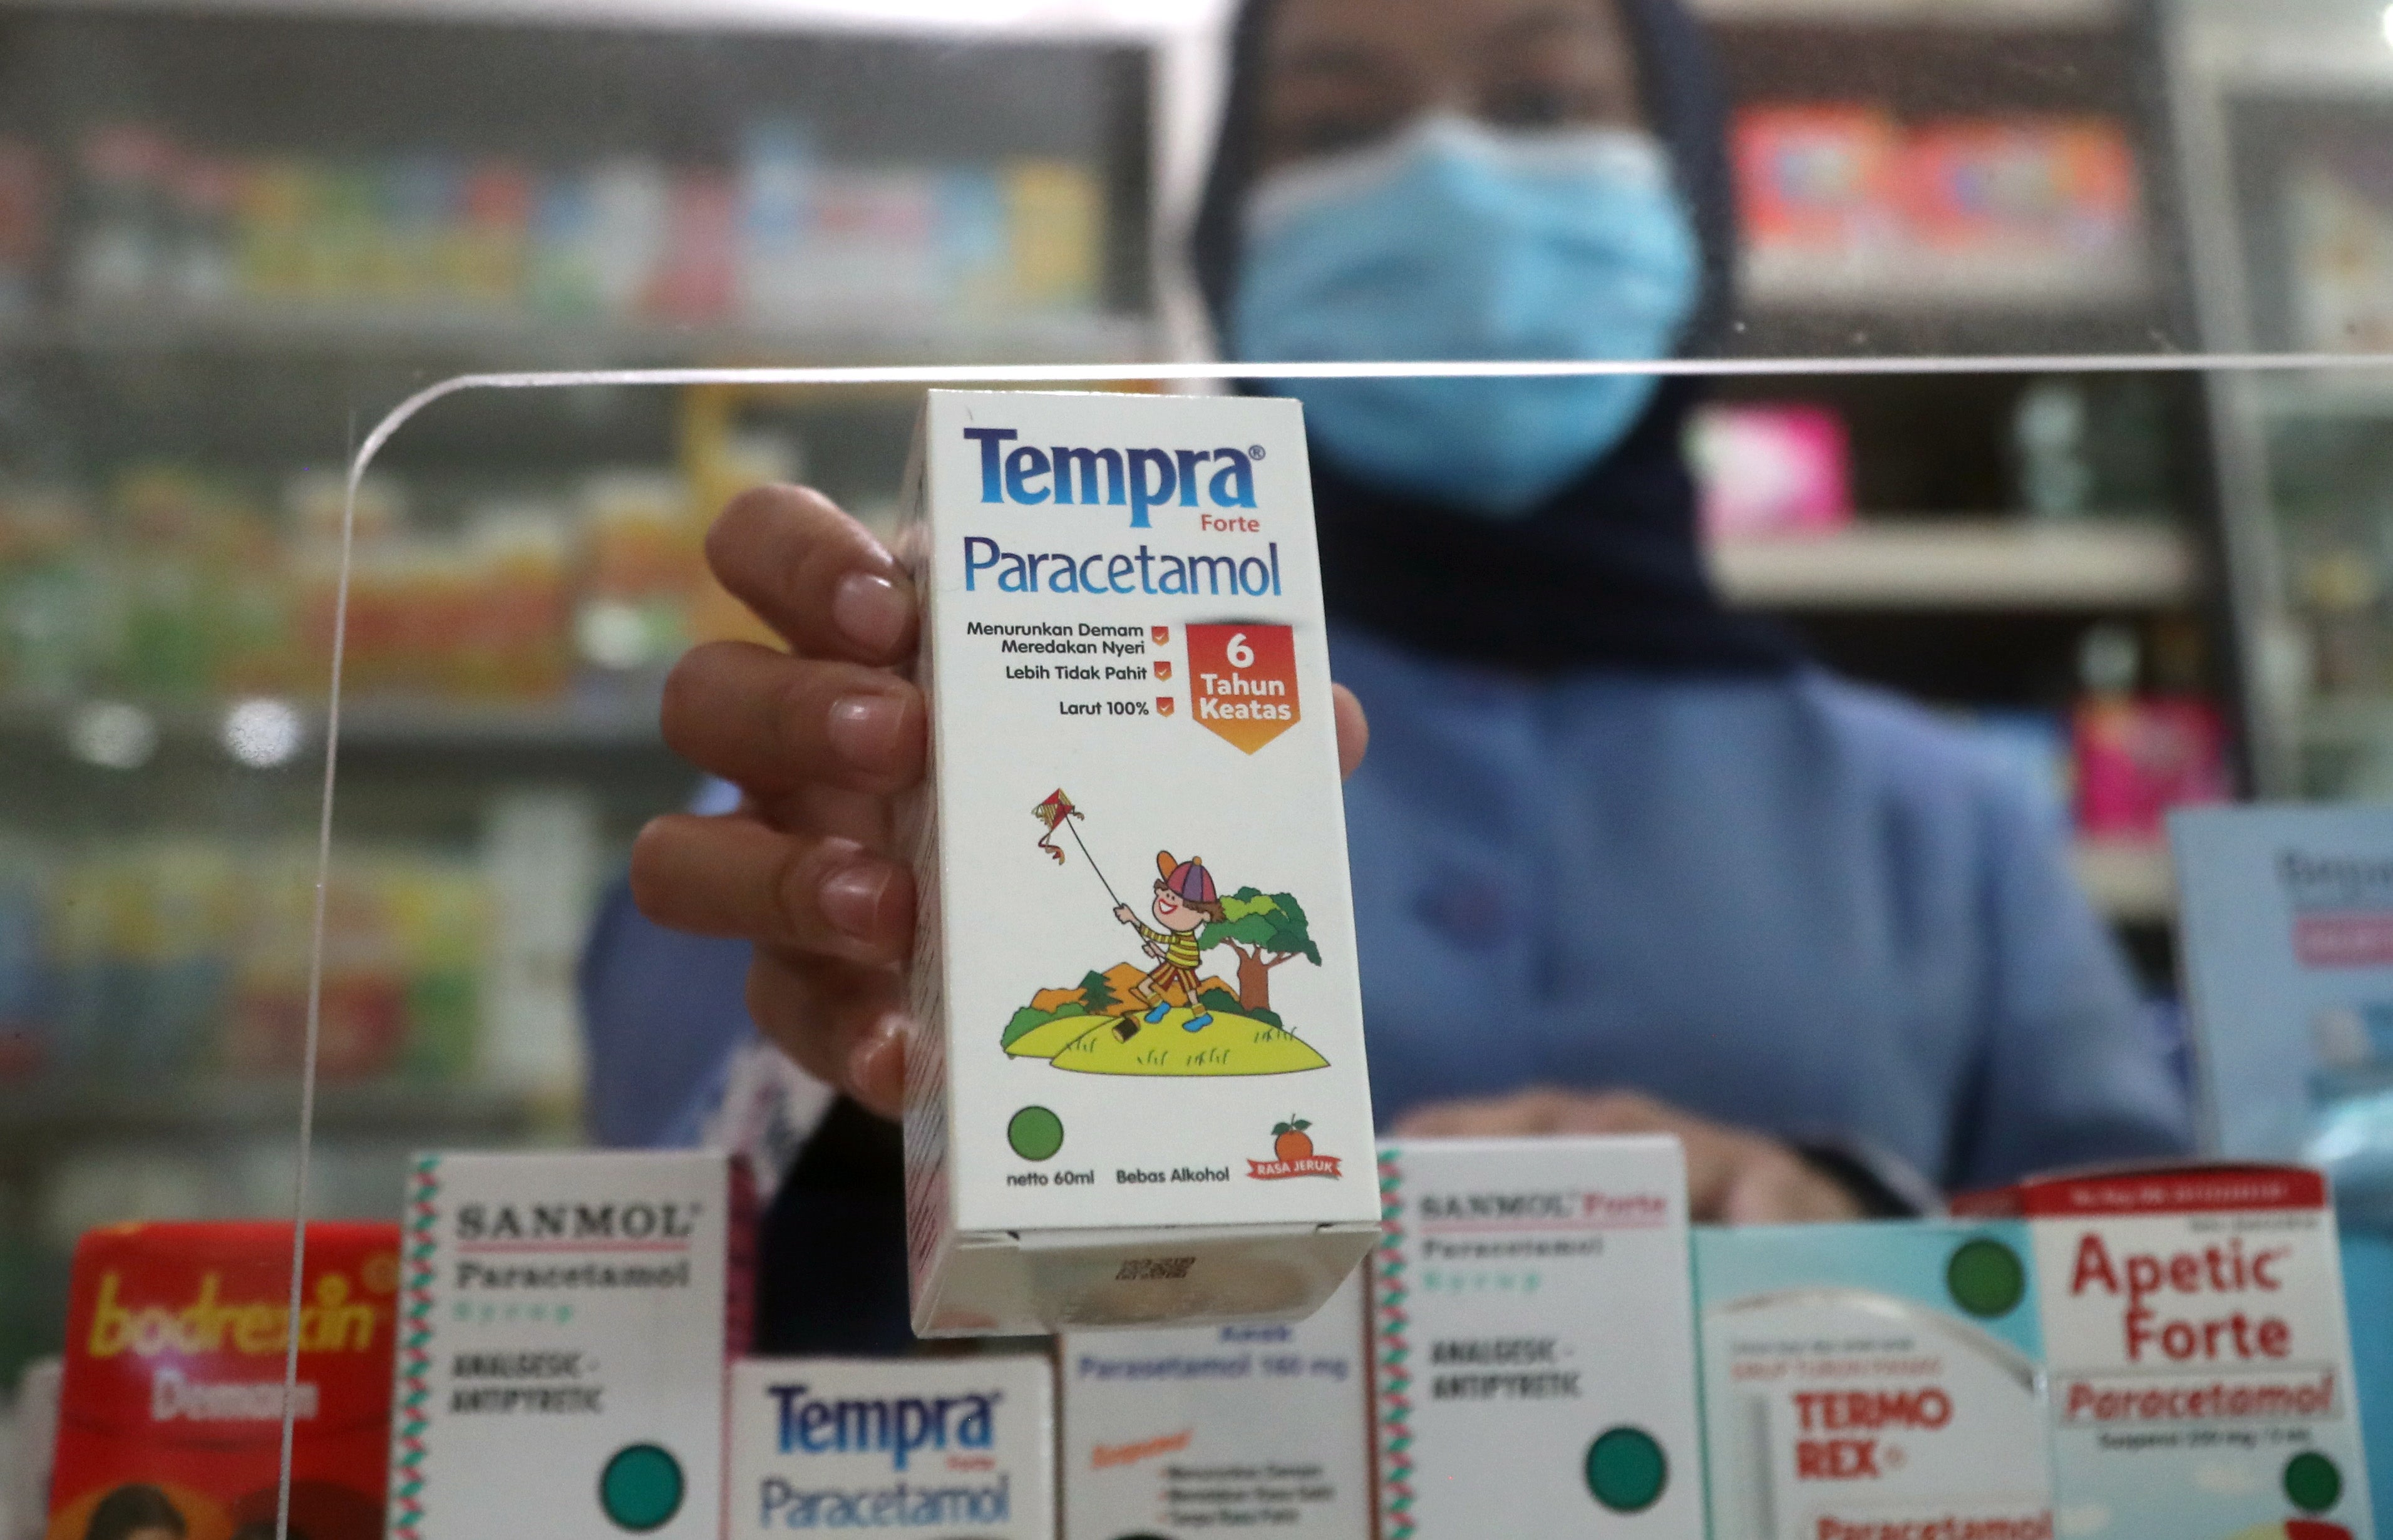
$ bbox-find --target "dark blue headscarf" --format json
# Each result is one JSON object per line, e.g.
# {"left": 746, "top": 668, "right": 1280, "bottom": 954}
{"left": 1190, "top": 0, "right": 1798, "bottom": 675}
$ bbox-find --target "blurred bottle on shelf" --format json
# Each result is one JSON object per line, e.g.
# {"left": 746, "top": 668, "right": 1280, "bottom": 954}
{"left": 0, "top": 139, "right": 51, "bottom": 317}
{"left": 2072, "top": 622, "right": 2230, "bottom": 842}
{"left": 1687, "top": 402, "right": 1853, "bottom": 539}
{"left": 2285, "top": 147, "right": 2393, "bottom": 353}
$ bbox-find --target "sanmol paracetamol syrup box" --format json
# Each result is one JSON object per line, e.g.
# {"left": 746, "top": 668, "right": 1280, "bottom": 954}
{"left": 1371, "top": 1136, "right": 1706, "bottom": 1538}
{"left": 726, "top": 1356, "right": 1054, "bottom": 1540}
{"left": 1956, "top": 1164, "right": 2376, "bottom": 1540}
{"left": 1692, "top": 1221, "right": 2054, "bottom": 1540}
{"left": 388, "top": 1151, "right": 750, "bottom": 1540}
{"left": 897, "top": 389, "right": 1378, "bottom": 1336}
{"left": 49, "top": 1221, "right": 399, "bottom": 1540}
{"left": 1061, "top": 1266, "right": 1371, "bottom": 1540}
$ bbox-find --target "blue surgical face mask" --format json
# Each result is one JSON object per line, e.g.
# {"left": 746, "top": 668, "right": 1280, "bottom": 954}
{"left": 1232, "top": 115, "right": 1702, "bottom": 519}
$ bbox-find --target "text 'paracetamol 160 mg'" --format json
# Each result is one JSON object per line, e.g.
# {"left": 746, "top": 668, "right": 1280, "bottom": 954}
{"left": 1955, "top": 1163, "right": 2376, "bottom": 1540}
{"left": 726, "top": 1356, "right": 1054, "bottom": 1540}
{"left": 388, "top": 1151, "right": 751, "bottom": 1540}
{"left": 898, "top": 389, "right": 1379, "bottom": 1336}
{"left": 1372, "top": 1136, "right": 1706, "bottom": 1539}
{"left": 1061, "top": 1266, "right": 1371, "bottom": 1540}
{"left": 1692, "top": 1221, "right": 2054, "bottom": 1540}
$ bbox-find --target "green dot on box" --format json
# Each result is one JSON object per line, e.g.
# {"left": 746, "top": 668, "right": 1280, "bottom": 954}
{"left": 1946, "top": 1236, "right": 2027, "bottom": 1319}
{"left": 1585, "top": 1425, "right": 1667, "bottom": 1514}
{"left": 1009, "top": 1105, "right": 1065, "bottom": 1161}
{"left": 600, "top": 1443, "right": 684, "bottom": 1532}
{"left": 2285, "top": 1451, "right": 2342, "bottom": 1514}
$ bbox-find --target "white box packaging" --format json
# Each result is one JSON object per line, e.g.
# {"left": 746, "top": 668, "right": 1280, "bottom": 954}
{"left": 726, "top": 1355, "right": 1054, "bottom": 1540}
{"left": 898, "top": 389, "right": 1379, "bottom": 1336}
{"left": 1957, "top": 1164, "right": 2376, "bottom": 1540}
{"left": 1371, "top": 1136, "right": 1706, "bottom": 1537}
{"left": 388, "top": 1151, "right": 748, "bottom": 1540}
{"left": 1692, "top": 1221, "right": 2054, "bottom": 1539}
{"left": 1061, "top": 1266, "right": 1371, "bottom": 1540}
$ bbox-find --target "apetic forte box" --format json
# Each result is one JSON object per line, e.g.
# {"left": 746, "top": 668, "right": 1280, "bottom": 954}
{"left": 1371, "top": 1137, "right": 1705, "bottom": 1538}
{"left": 1061, "top": 1267, "right": 1371, "bottom": 1540}
{"left": 726, "top": 1357, "right": 1054, "bottom": 1540}
{"left": 1692, "top": 1222, "right": 2055, "bottom": 1540}
{"left": 897, "top": 389, "right": 1379, "bottom": 1336}
{"left": 387, "top": 1151, "right": 751, "bottom": 1540}
{"left": 1956, "top": 1164, "right": 2375, "bottom": 1540}
{"left": 49, "top": 1221, "right": 400, "bottom": 1540}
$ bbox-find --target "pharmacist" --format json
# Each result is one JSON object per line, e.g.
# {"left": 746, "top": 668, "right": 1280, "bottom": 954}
{"left": 589, "top": 0, "right": 2191, "bottom": 1281}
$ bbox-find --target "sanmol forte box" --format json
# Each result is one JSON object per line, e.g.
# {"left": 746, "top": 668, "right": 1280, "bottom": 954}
{"left": 1957, "top": 1164, "right": 2375, "bottom": 1540}
{"left": 897, "top": 389, "right": 1379, "bottom": 1336}
{"left": 1371, "top": 1136, "right": 1706, "bottom": 1538}
{"left": 727, "top": 1355, "right": 1054, "bottom": 1540}
{"left": 1691, "top": 1221, "right": 2054, "bottom": 1540}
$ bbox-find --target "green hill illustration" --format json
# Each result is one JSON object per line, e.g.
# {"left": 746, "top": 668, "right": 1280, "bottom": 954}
{"left": 1001, "top": 962, "right": 1328, "bottom": 1077}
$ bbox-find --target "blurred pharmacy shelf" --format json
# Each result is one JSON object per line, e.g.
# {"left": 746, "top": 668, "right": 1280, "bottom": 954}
{"left": 0, "top": 307, "right": 1160, "bottom": 370}
{"left": 0, "top": 693, "right": 670, "bottom": 760}
{"left": 1742, "top": 260, "right": 2152, "bottom": 317}
{"left": 1709, "top": 520, "right": 2199, "bottom": 611}
{"left": 0, "top": 1080, "right": 562, "bottom": 1147}
{"left": 2070, "top": 836, "right": 2176, "bottom": 922}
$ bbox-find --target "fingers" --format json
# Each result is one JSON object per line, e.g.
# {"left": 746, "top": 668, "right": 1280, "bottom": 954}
{"left": 1332, "top": 683, "right": 1369, "bottom": 781}
{"left": 744, "top": 948, "right": 908, "bottom": 1120}
{"left": 662, "top": 640, "right": 926, "bottom": 798}
{"left": 708, "top": 484, "right": 918, "bottom": 665}
{"left": 629, "top": 813, "right": 913, "bottom": 967}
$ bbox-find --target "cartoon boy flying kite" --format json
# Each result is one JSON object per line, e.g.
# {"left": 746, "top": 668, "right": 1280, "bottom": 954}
{"left": 1113, "top": 852, "right": 1226, "bottom": 1033}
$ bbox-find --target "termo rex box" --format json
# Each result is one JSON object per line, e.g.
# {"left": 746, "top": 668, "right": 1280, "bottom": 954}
{"left": 386, "top": 1151, "right": 752, "bottom": 1540}
{"left": 1955, "top": 1164, "right": 2376, "bottom": 1540}
{"left": 49, "top": 1221, "right": 399, "bottom": 1540}
{"left": 1061, "top": 1266, "right": 1371, "bottom": 1540}
{"left": 1371, "top": 1137, "right": 1706, "bottom": 1539}
{"left": 897, "top": 389, "right": 1379, "bottom": 1337}
{"left": 1691, "top": 1222, "right": 2054, "bottom": 1540}
{"left": 726, "top": 1355, "right": 1054, "bottom": 1540}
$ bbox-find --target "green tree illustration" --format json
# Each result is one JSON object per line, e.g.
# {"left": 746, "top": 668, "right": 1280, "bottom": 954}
{"left": 1199, "top": 888, "right": 1320, "bottom": 1017}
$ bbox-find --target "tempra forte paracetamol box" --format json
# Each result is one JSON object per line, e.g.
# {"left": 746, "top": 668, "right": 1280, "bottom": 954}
{"left": 1061, "top": 1266, "right": 1371, "bottom": 1540}
{"left": 726, "top": 1356, "right": 1054, "bottom": 1540}
{"left": 897, "top": 389, "right": 1379, "bottom": 1337}
{"left": 1692, "top": 1221, "right": 2056, "bottom": 1540}
{"left": 1371, "top": 1136, "right": 1706, "bottom": 1538}
{"left": 388, "top": 1151, "right": 751, "bottom": 1540}
{"left": 1955, "top": 1164, "right": 2377, "bottom": 1540}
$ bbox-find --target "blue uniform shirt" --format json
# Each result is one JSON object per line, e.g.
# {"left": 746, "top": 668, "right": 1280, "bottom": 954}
{"left": 1330, "top": 625, "right": 2191, "bottom": 1189}
{"left": 582, "top": 627, "right": 2193, "bottom": 1189}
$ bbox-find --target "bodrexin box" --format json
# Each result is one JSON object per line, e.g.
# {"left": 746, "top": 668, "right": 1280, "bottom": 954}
{"left": 1956, "top": 1164, "right": 2375, "bottom": 1540}
{"left": 1692, "top": 1221, "right": 2054, "bottom": 1540}
{"left": 49, "top": 1221, "right": 399, "bottom": 1540}
{"left": 387, "top": 1151, "right": 751, "bottom": 1540}
{"left": 1061, "top": 1266, "right": 1371, "bottom": 1540}
{"left": 898, "top": 389, "right": 1378, "bottom": 1337}
{"left": 726, "top": 1356, "right": 1054, "bottom": 1540}
{"left": 1371, "top": 1136, "right": 1706, "bottom": 1538}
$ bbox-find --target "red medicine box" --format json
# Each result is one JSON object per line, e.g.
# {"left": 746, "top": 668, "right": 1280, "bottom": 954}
{"left": 48, "top": 1221, "right": 401, "bottom": 1540}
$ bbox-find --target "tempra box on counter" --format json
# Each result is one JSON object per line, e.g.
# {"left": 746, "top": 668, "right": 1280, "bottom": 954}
{"left": 1061, "top": 1266, "right": 1371, "bottom": 1540}
{"left": 897, "top": 389, "right": 1379, "bottom": 1337}
{"left": 49, "top": 1221, "right": 399, "bottom": 1540}
{"left": 1955, "top": 1164, "right": 2375, "bottom": 1540}
{"left": 386, "top": 1151, "right": 751, "bottom": 1540}
{"left": 726, "top": 1356, "right": 1054, "bottom": 1540}
{"left": 1692, "top": 1221, "right": 2054, "bottom": 1540}
{"left": 1371, "top": 1136, "right": 1706, "bottom": 1538}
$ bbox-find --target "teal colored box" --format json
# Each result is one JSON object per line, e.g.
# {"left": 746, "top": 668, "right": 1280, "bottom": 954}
{"left": 1693, "top": 1222, "right": 2054, "bottom": 1540}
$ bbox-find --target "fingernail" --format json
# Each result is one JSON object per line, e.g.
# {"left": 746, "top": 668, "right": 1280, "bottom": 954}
{"left": 819, "top": 860, "right": 896, "bottom": 942}
{"left": 826, "top": 694, "right": 903, "bottom": 771}
{"left": 833, "top": 572, "right": 908, "bottom": 656}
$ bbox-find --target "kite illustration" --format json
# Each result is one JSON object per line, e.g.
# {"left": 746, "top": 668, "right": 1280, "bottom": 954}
{"left": 1032, "top": 789, "right": 1086, "bottom": 867}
